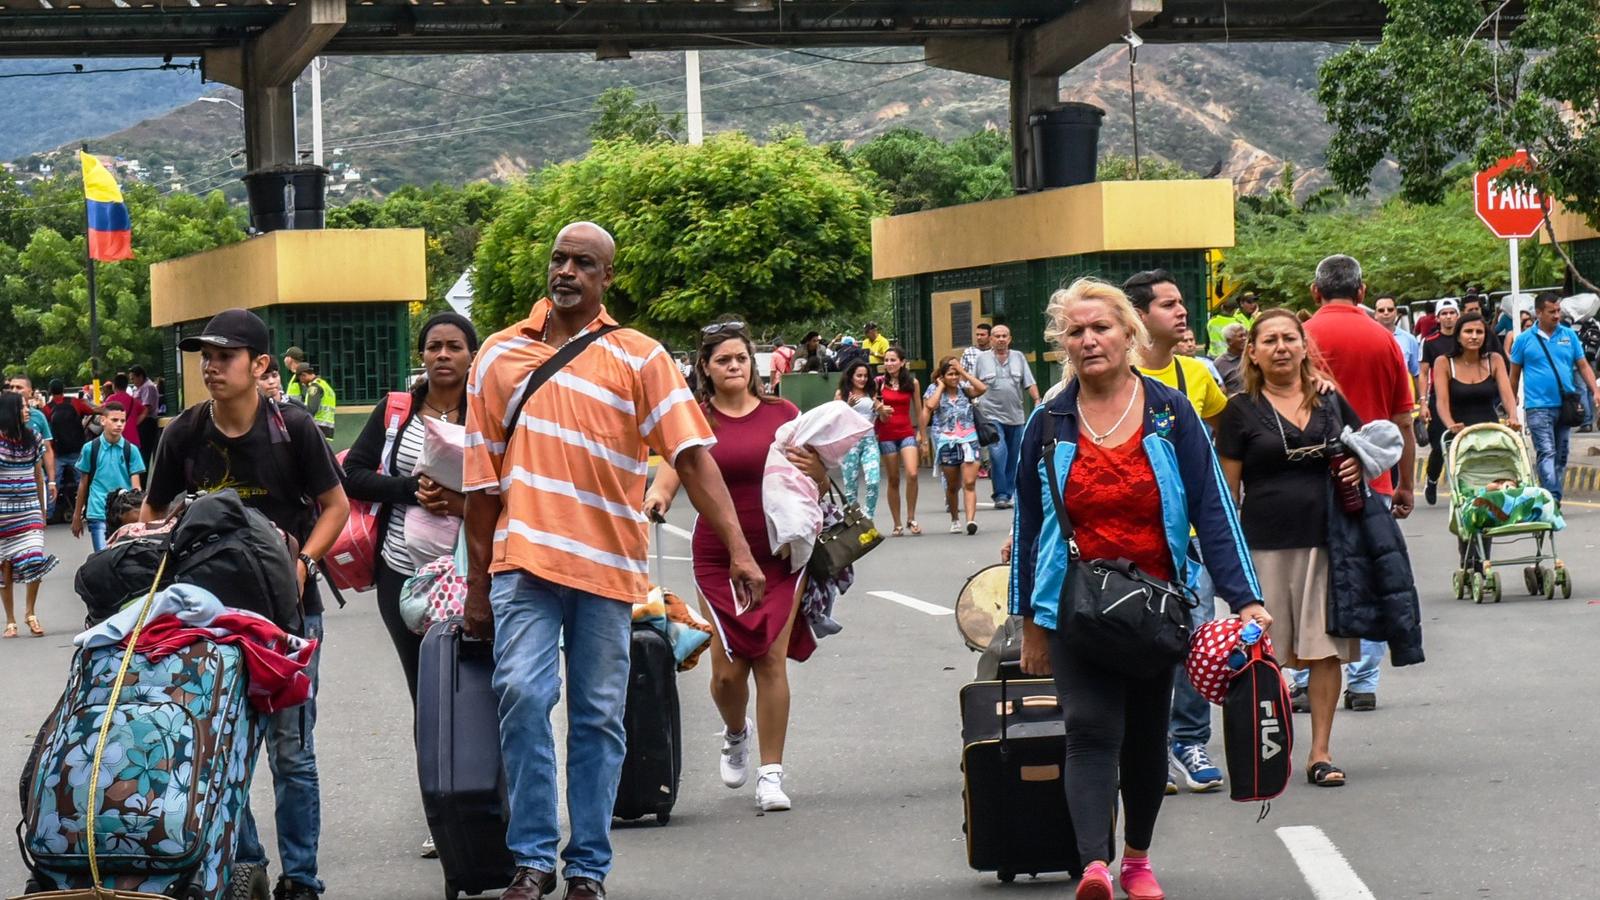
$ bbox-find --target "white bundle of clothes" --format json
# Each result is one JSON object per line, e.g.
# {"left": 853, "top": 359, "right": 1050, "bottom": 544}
{"left": 762, "top": 400, "right": 874, "bottom": 573}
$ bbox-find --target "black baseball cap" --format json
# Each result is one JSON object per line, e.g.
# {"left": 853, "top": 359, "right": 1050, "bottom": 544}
{"left": 179, "top": 308, "right": 271, "bottom": 355}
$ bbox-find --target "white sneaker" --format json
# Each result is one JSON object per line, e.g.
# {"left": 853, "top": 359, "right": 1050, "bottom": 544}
{"left": 949, "top": 519, "right": 963, "bottom": 533}
{"left": 755, "top": 764, "right": 791, "bottom": 811}
{"left": 420, "top": 834, "right": 437, "bottom": 859}
{"left": 720, "top": 718, "right": 752, "bottom": 789}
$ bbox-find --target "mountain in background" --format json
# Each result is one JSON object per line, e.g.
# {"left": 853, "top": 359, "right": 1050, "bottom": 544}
{"left": 0, "top": 59, "right": 206, "bottom": 161}
{"left": 8, "top": 42, "right": 1393, "bottom": 200}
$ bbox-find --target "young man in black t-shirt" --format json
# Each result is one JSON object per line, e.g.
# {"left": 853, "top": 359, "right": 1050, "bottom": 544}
{"left": 142, "top": 308, "right": 350, "bottom": 900}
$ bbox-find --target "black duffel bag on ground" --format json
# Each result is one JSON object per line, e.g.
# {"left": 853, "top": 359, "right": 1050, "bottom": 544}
{"left": 1042, "top": 436, "right": 1197, "bottom": 679}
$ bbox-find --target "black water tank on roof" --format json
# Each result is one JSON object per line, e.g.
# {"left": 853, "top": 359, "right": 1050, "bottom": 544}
{"left": 1029, "top": 103, "right": 1105, "bottom": 190}
{"left": 243, "top": 164, "right": 328, "bottom": 233}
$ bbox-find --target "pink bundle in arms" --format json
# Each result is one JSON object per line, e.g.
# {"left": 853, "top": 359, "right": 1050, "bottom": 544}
{"left": 761, "top": 400, "right": 874, "bottom": 571}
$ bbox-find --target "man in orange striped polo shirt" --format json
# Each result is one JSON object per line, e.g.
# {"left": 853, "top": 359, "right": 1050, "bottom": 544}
{"left": 463, "top": 222, "right": 762, "bottom": 900}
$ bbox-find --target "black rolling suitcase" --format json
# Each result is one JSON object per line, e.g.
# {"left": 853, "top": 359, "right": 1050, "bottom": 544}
{"left": 417, "top": 618, "right": 516, "bottom": 900}
{"left": 612, "top": 621, "right": 682, "bottom": 825}
{"left": 959, "top": 671, "right": 1113, "bottom": 883}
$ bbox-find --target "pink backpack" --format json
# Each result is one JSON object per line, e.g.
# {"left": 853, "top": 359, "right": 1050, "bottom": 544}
{"left": 326, "top": 391, "right": 412, "bottom": 592}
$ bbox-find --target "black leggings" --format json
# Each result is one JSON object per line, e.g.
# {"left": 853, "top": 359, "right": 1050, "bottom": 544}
{"left": 1425, "top": 415, "right": 1447, "bottom": 484}
{"left": 1048, "top": 631, "right": 1176, "bottom": 864}
{"left": 374, "top": 557, "right": 423, "bottom": 705}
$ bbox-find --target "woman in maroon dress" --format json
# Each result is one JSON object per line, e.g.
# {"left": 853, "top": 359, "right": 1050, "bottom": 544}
{"left": 645, "top": 322, "right": 827, "bottom": 812}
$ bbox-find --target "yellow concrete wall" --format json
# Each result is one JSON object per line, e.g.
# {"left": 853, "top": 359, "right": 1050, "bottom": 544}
{"left": 1543, "top": 203, "right": 1600, "bottom": 244}
{"left": 151, "top": 228, "right": 427, "bottom": 326}
{"left": 870, "top": 179, "right": 1235, "bottom": 280}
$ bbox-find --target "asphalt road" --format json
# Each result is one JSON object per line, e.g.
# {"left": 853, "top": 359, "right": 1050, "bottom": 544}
{"left": 3, "top": 481, "right": 1599, "bottom": 899}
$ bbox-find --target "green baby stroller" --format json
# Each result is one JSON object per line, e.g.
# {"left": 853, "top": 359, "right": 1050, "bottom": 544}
{"left": 1446, "top": 422, "right": 1569, "bottom": 603}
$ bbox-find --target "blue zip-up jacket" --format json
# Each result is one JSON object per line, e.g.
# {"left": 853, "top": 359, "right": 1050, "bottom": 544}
{"left": 1009, "top": 374, "right": 1261, "bottom": 630}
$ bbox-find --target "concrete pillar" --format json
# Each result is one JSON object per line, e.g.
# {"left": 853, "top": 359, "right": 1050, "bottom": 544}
{"left": 242, "top": 44, "right": 298, "bottom": 172}
{"left": 1009, "top": 41, "right": 1059, "bottom": 194}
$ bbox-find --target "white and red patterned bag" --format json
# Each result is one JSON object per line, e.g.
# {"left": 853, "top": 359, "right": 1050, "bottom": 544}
{"left": 398, "top": 530, "right": 468, "bottom": 635}
{"left": 1186, "top": 618, "right": 1277, "bottom": 706}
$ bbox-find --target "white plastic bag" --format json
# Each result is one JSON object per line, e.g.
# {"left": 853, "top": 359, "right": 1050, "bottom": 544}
{"left": 404, "top": 506, "right": 462, "bottom": 571}
{"left": 415, "top": 416, "right": 466, "bottom": 493}
{"left": 762, "top": 400, "right": 874, "bottom": 573}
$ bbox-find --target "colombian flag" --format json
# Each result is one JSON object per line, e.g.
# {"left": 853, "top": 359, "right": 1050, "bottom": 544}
{"left": 79, "top": 150, "right": 133, "bottom": 262}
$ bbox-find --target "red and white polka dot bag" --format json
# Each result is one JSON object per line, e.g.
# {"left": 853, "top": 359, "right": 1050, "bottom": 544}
{"left": 1186, "top": 618, "right": 1275, "bottom": 706}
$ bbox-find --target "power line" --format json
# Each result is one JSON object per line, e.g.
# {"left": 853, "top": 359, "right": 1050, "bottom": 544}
{"left": 0, "top": 61, "right": 197, "bottom": 80}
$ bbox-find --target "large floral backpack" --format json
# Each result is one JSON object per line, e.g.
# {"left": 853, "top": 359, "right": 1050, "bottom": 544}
{"left": 399, "top": 529, "right": 468, "bottom": 635}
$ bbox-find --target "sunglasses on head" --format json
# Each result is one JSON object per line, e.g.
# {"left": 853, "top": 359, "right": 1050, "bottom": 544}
{"left": 701, "top": 321, "right": 747, "bottom": 337}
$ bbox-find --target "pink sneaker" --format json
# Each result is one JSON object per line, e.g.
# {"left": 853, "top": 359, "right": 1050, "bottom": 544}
{"left": 1120, "top": 857, "right": 1165, "bottom": 900}
{"left": 1076, "top": 862, "right": 1113, "bottom": 900}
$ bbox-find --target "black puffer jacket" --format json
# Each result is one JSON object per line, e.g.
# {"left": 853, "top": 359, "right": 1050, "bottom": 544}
{"left": 1324, "top": 482, "right": 1425, "bottom": 666}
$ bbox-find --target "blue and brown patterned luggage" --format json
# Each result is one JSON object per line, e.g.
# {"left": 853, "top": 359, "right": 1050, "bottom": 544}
{"left": 17, "top": 634, "right": 268, "bottom": 899}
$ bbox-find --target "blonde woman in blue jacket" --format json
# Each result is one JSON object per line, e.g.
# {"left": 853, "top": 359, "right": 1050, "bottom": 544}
{"left": 1009, "top": 278, "right": 1269, "bottom": 900}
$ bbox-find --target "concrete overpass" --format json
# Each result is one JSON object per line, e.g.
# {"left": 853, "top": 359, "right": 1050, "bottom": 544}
{"left": 0, "top": 0, "right": 1531, "bottom": 198}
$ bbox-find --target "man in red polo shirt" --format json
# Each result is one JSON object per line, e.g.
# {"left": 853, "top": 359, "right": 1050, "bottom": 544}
{"left": 1302, "top": 253, "right": 1416, "bottom": 712}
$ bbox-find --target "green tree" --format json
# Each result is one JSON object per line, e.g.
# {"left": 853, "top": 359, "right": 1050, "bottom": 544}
{"left": 1095, "top": 153, "right": 1199, "bottom": 182}
{"left": 1318, "top": 0, "right": 1600, "bottom": 282}
{"left": 588, "top": 87, "right": 685, "bottom": 145}
{"left": 850, "top": 127, "right": 1012, "bottom": 214}
{"left": 328, "top": 181, "right": 506, "bottom": 309}
{"left": 473, "top": 132, "right": 885, "bottom": 341}
{"left": 1227, "top": 175, "right": 1559, "bottom": 309}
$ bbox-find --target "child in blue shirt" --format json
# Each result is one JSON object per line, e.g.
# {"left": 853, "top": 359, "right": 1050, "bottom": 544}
{"left": 71, "top": 402, "right": 144, "bottom": 551}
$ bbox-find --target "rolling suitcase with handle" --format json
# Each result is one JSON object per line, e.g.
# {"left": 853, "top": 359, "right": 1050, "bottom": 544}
{"left": 959, "top": 668, "right": 1113, "bottom": 883}
{"left": 416, "top": 618, "right": 516, "bottom": 900}
{"left": 613, "top": 519, "right": 683, "bottom": 825}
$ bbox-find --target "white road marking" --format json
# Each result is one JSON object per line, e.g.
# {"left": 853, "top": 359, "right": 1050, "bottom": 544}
{"left": 1277, "top": 826, "right": 1377, "bottom": 900}
{"left": 868, "top": 590, "right": 953, "bottom": 616}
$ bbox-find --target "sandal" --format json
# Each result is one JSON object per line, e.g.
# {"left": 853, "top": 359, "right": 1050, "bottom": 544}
{"left": 3, "top": 623, "right": 16, "bottom": 639}
{"left": 908, "top": 520, "right": 923, "bottom": 535}
{"left": 1307, "top": 761, "right": 1346, "bottom": 787}
{"left": 891, "top": 526, "right": 904, "bottom": 537}
{"left": 25, "top": 615, "right": 43, "bottom": 637}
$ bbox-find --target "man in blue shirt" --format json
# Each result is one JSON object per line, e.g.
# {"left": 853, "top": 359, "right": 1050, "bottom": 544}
{"left": 1510, "top": 292, "right": 1600, "bottom": 501}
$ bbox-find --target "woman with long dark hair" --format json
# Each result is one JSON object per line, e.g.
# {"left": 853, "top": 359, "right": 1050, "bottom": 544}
{"left": 835, "top": 360, "right": 885, "bottom": 516}
{"left": 645, "top": 321, "right": 827, "bottom": 812}
{"left": 1216, "top": 309, "right": 1364, "bottom": 788}
{"left": 875, "top": 347, "right": 925, "bottom": 536}
{"left": 1435, "top": 312, "right": 1519, "bottom": 435}
{"left": 0, "top": 392, "right": 56, "bottom": 638}
{"left": 344, "top": 311, "right": 480, "bottom": 702}
{"left": 923, "top": 355, "right": 987, "bottom": 534}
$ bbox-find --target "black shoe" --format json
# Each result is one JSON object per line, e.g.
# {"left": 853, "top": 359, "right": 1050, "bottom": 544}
{"left": 565, "top": 877, "right": 607, "bottom": 900}
{"left": 272, "top": 877, "right": 319, "bottom": 900}
{"left": 1344, "top": 691, "right": 1377, "bottom": 711}
{"left": 1424, "top": 480, "right": 1438, "bottom": 506}
{"left": 1289, "top": 683, "right": 1310, "bottom": 714}
{"left": 502, "top": 867, "right": 559, "bottom": 900}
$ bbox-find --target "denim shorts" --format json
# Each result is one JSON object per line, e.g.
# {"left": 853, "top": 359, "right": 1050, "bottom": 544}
{"left": 878, "top": 435, "right": 918, "bottom": 455}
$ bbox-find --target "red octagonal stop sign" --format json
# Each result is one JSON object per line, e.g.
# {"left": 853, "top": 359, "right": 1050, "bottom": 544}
{"left": 1475, "top": 150, "right": 1549, "bottom": 240}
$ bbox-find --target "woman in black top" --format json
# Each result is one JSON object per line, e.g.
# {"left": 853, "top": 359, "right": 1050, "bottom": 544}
{"left": 1434, "top": 312, "right": 1519, "bottom": 435}
{"left": 343, "top": 312, "right": 479, "bottom": 702}
{"left": 1216, "top": 309, "right": 1364, "bottom": 788}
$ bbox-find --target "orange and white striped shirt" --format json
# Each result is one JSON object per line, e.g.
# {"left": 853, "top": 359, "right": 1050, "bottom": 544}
{"left": 464, "top": 299, "right": 713, "bottom": 603}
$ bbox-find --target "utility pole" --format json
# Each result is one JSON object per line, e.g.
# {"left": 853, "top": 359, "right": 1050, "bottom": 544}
{"left": 311, "top": 57, "right": 325, "bottom": 166}
{"left": 685, "top": 50, "right": 704, "bottom": 145}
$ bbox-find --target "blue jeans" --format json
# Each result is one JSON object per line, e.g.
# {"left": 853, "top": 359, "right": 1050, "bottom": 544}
{"left": 491, "top": 571, "right": 633, "bottom": 881}
{"left": 1169, "top": 550, "right": 1217, "bottom": 745}
{"left": 86, "top": 519, "right": 107, "bottom": 552}
{"left": 237, "top": 614, "right": 324, "bottom": 892}
{"left": 52, "top": 452, "right": 78, "bottom": 519}
{"left": 1290, "top": 640, "right": 1385, "bottom": 693}
{"left": 989, "top": 422, "right": 1026, "bottom": 502}
{"left": 1525, "top": 407, "right": 1571, "bottom": 501}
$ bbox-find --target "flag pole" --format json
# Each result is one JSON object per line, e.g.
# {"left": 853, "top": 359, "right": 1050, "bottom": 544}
{"left": 82, "top": 143, "right": 101, "bottom": 402}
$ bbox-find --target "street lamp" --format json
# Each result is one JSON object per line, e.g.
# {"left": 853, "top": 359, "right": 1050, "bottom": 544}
{"left": 197, "top": 96, "right": 244, "bottom": 112}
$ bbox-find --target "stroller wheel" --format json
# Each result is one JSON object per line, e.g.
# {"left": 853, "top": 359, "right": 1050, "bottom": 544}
{"left": 1470, "top": 571, "right": 1486, "bottom": 604}
{"left": 1485, "top": 570, "right": 1502, "bottom": 603}
{"left": 1452, "top": 569, "right": 1466, "bottom": 600}
{"left": 1555, "top": 567, "right": 1571, "bottom": 600}
{"left": 1541, "top": 566, "right": 1557, "bottom": 600}
{"left": 1524, "top": 566, "right": 1541, "bottom": 596}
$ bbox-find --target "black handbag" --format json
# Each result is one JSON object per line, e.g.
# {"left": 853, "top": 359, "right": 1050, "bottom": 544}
{"left": 808, "top": 480, "right": 883, "bottom": 581}
{"left": 1533, "top": 330, "right": 1587, "bottom": 428}
{"left": 972, "top": 405, "right": 1001, "bottom": 447}
{"left": 1041, "top": 435, "right": 1198, "bottom": 679}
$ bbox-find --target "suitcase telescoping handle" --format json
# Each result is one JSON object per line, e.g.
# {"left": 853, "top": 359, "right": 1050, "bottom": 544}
{"left": 648, "top": 512, "right": 665, "bottom": 587}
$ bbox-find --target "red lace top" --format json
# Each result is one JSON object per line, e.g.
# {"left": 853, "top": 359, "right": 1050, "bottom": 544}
{"left": 1062, "top": 428, "right": 1174, "bottom": 582}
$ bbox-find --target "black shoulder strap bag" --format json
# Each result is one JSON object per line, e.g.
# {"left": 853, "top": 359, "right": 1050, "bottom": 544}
{"left": 1532, "top": 330, "right": 1587, "bottom": 428}
{"left": 1039, "top": 421, "right": 1198, "bottom": 679}
{"left": 502, "top": 325, "right": 624, "bottom": 438}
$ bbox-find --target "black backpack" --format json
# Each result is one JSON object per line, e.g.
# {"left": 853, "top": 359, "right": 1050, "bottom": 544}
{"left": 168, "top": 489, "right": 303, "bottom": 634}
{"left": 48, "top": 398, "right": 87, "bottom": 456}
{"left": 1222, "top": 640, "right": 1295, "bottom": 808}
{"left": 74, "top": 529, "right": 174, "bottom": 626}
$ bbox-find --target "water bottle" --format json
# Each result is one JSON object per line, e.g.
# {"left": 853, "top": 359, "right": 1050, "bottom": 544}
{"left": 1227, "top": 620, "right": 1264, "bottom": 671}
{"left": 1328, "top": 445, "right": 1365, "bottom": 515}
